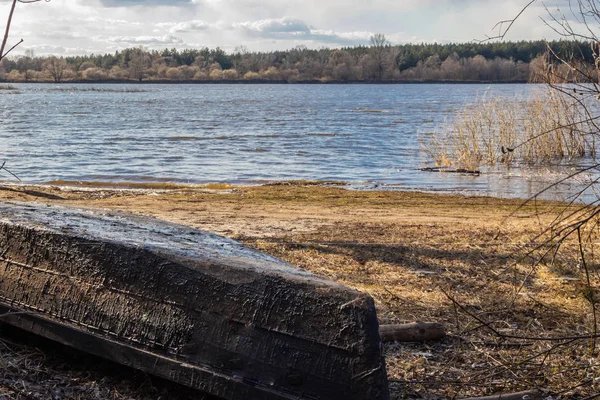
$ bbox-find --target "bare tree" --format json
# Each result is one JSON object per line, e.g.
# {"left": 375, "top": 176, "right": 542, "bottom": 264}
{"left": 326, "top": 49, "right": 355, "bottom": 81}
{"left": 232, "top": 45, "right": 251, "bottom": 75}
{"left": 43, "top": 56, "right": 66, "bottom": 82}
{"left": 128, "top": 47, "right": 150, "bottom": 82}
{"left": 369, "top": 33, "right": 389, "bottom": 48}
{"left": 369, "top": 33, "right": 392, "bottom": 81}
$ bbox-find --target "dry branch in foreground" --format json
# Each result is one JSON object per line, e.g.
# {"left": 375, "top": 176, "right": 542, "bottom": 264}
{"left": 459, "top": 390, "right": 543, "bottom": 400}
{"left": 379, "top": 322, "right": 446, "bottom": 343}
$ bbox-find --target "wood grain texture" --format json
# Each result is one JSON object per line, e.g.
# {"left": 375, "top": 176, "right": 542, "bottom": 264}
{"left": 0, "top": 202, "right": 389, "bottom": 400}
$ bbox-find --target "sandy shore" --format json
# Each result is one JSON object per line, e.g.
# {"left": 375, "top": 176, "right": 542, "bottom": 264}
{"left": 0, "top": 182, "right": 596, "bottom": 399}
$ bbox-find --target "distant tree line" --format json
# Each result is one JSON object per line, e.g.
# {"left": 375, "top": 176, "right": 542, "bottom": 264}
{"left": 0, "top": 37, "right": 594, "bottom": 83}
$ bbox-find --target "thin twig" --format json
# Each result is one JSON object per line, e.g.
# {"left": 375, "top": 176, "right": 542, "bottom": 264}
{"left": 443, "top": 288, "right": 600, "bottom": 341}
{"left": 478, "top": 0, "right": 537, "bottom": 42}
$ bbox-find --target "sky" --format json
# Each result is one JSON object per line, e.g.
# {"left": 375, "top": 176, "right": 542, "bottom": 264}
{"left": 0, "top": 0, "right": 583, "bottom": 56}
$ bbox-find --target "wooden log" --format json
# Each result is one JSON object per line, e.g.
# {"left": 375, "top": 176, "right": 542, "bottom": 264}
{"left": 379, "top": 322, "right": 446, "bottom": 343}
{"left": 420, "top": 167, "right": 480, "bottom": 175}
{"left": 459, "top": 390, "right": 544, "bottom": 400}
{"left": 0, "top": 202, "right": 389, "bottom": 400}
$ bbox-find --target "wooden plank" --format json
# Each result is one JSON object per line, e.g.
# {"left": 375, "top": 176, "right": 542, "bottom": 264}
{"left": 0, "top": 202, "right": 389, "bottom": 400}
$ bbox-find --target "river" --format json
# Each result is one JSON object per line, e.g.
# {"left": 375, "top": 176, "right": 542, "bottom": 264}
{"left": 0, "top": 82, "right": 595, "bottom": 200}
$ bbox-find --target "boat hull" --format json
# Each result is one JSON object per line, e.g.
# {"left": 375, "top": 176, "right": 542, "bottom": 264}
{"left": 0, "top": 203, "right": 389, "bottom": 400}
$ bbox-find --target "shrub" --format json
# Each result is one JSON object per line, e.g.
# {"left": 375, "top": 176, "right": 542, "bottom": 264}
{"left": 243, "top": 71, "right": 261, "bottom": 80}
{"left": 221, "top": 69, "right": 239, "bottom": 80}
{"left": 179, "top": 65, "right": 199, "bottom": 80}
{"left": 109, "top": 66, "right": 129, "bottom": 80}
{"left": 165, "top": 67, "right": 184, "bottom": 80}
{"left": 7, "top": 70, "right": 24, "bottom": 81}
{"left": 209, "top": 69, "right": 223, "bottom": 80}
{"left": 261, "top": 66, "right": 280, "bottom": 81}
{"left": 81, "top": 68, "right": 107, "bottom": 80}
{"left": 193, "top": 70, "right": 209, "bottom": 80}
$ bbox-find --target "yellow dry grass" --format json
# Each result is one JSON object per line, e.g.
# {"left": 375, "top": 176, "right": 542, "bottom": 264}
{"left": 0, "top": 182, "right": 598, "bottom": 399}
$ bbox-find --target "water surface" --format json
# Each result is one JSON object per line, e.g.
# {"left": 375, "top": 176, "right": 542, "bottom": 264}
{"left": 0, "top": 83, "right": 594, "bottom": 200}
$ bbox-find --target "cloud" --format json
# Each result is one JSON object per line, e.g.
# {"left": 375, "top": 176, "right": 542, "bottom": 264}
{"left": 100, "top": 0, "right": 193, "bottom": 7}
{"left": 25, "top": 44, "right": 94, "bottom": 56}
{"left": 3, "top": 0, "right": 575, "bottom": 55}
{"left": 236, "top": 17, "right": 311, "bottom": 34}
{"left": 42, "top": 31, "right": 87, "bottom": 40}
{"left": 167, "top": 20, "right": 210, "bottom": 33}
{"left": 108, "top": 34, "right": 184, "bottom": 45}
{"left": 233, "top": 17, "right": 376, "bottom": 46}
{"left": 82, "top": 17, "right": 143, "bottom": 27}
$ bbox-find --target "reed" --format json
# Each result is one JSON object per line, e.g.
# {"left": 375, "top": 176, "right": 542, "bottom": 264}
{"left": 425, "top": 87, "right": 597, "bottom": 170}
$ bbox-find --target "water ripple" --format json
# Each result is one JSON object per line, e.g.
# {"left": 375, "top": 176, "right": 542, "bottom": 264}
{"left": 0, "top": 82, "right": 588, "bottom": 200}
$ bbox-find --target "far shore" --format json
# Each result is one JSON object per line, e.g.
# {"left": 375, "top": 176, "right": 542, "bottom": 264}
{"left": 0, "top": 181, "right": 594, "bottom": 399}
{"left": 0, "top": 78, "right": 530, "bottom": 85}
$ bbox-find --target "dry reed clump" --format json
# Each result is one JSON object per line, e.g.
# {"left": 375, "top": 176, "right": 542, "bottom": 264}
{"left": 425, "top": 88, "right": 597, "bottom": 170}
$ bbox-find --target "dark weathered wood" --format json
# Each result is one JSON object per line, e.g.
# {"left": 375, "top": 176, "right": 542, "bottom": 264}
{"left": 420, "top": 167, "right": 480, "bottom": 175}
{"left": 0, "top": 305, "right": 297, "bottom": 400}
{"left": 0, "top": 202, "right": 389, "bottom": 400}
{"left": 459, "top": 390, "right": 544, "bottom": 400}
{"left": 379, "top": 322, "right": 446, "bottom": 343}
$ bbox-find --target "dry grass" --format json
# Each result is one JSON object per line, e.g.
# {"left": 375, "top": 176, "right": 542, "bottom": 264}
{"left": 0, "top": 183, "right": 598, "bottom": 399}
{"left": 239, "top": 209, "right": 600, "bottom": 399}
{"left": 425, "top": 87, "right": 597, "bottom": 170}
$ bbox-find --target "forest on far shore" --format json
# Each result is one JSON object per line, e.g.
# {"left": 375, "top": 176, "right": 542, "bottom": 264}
{"left": 0, "top": 37, "right": 595, "bottom": 83}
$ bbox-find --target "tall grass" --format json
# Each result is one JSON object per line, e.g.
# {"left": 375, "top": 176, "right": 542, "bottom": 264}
{"left": 425, "top": 87, "right": 597, "bottom": 170}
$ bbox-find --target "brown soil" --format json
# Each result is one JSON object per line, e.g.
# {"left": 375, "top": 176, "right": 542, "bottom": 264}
{"left": 0, "top": 182, "right": 597, "bottom": 399}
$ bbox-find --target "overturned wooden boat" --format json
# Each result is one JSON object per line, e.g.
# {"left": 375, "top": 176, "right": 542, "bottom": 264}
{"left": 0, "top": 202, "right": 389, "bottom": 400}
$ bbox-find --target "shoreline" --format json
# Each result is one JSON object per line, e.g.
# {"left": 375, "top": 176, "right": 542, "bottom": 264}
{"left": 1, "top": 79, "right": 531, "bottom": 85}
{"left": 5, "top": 177, "right": 582, "bottom": 202}
{"left": 0, "top": 179, "right": 575, "bottom": 207}
{"left": 0, "top": 179, "right": 536, "bottom": 203}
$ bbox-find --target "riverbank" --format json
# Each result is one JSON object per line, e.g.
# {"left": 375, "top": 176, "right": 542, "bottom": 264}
{"left": 1, "top": 79, "right": 530, "bottom": 84}
{"left": 0, "top": 182, "right": 597, "bottom": 399}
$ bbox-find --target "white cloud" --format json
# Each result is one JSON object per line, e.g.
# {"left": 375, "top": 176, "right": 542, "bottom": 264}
{"left": 0, "top": 0, "right": 581, "bottom": 55}
{"left": 108, "top": 34, "right": 184, "bottom": 45}
{"left": 236, "top": 17, "right": 311, "bottom": 34}
{"left": 168, "top": 20, "right": 210, "bottom": 33}
{"left": 100, "top": 0, "right": 193, "bottom": 7}
{"left": 232, "top": 17, "right": 376, "bottom": 46}
{"left": 25, "top": 44, "right": 94, "bottom": 56}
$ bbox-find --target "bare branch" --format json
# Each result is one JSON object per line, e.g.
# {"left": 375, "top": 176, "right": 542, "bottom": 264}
{"left": 0, "top": 0, "right": 49, "bottom": 62}
{"left": 478, "top": 0, "right": 537, "bottom": 42}
{"left": 0, "top": 0, "right": 19, "bottom": 60}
